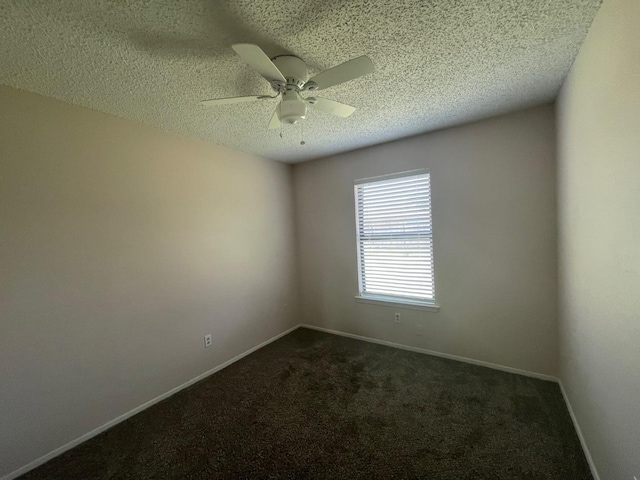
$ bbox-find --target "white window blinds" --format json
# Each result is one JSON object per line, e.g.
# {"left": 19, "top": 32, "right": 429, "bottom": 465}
{"left": 355, "top": 171, "right": 435, "bottom": 304}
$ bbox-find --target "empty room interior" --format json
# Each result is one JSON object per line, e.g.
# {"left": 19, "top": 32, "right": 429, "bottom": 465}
{"left": 1, "top": 1, "right": 638, "bottom": 479}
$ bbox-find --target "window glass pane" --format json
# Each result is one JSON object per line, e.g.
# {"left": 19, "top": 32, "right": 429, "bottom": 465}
{"left": 355, "top": 172, "right": 435, "bottom": 304}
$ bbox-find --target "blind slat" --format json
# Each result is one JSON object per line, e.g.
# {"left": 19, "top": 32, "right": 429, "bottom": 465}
{"left": 358, "top": 190, "right": 431, "bottom": 203}
{"left": 359, "top": 177, "right": 429, "bottom": 190}
{"left": 362, "top": 260, "right": 433, "bottom": 267}
{"left": 364, "top": 279, "right": 434, "bottom": 289}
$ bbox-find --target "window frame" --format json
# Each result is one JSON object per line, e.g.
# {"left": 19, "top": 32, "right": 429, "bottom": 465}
{"left": 353, "top": 169, "right": 439, "bottom": 312}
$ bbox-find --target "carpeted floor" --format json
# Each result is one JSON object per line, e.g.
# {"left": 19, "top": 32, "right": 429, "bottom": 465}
{"left": 19, "top": 328, "right": 592, "bottom": 479}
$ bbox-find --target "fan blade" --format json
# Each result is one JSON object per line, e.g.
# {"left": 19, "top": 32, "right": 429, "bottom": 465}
{"left": 308, "top": 97, "right": 356, "bottom": 117}
{"left": 232, "top": 44, "right": 286, "bottom": 83}
{"left": 268, "top": 106, "right": 281, "bottom": 129}
{"left": 307, "top": 56, "right": 374, "bottom": 90}
{"left": 200, "top": 95, "right": 272, "bottom": 106}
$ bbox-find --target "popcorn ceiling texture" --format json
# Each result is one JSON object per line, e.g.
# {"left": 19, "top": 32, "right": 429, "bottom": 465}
{"left": 0, "top": 0, "right": 601, "bottom": 163}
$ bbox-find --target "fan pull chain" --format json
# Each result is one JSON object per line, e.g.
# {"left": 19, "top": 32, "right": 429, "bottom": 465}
{"left": 279, "top": 122, "right": 283, "bottom": 139}
{"left": 300, "top": 121, "right": 305, "bottom": 145}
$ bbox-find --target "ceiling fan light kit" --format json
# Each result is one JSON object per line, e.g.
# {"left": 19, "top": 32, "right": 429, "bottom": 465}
{"left": 278, "top": 90, "right": 307, "bottom": 125}
{"left": 200, "top": 44, "right": 374, "bottom": 131}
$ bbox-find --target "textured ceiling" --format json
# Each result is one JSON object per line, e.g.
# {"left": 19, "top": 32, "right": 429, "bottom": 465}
{"left": 0, "top": 0, "right": 600, "bottom": 163}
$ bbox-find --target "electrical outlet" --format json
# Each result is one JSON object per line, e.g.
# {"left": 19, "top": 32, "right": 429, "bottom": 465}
{"left": 204, "top": 334, "right": 212, "bottom": 348}
{"left": 394, "top": 313, "right": 401, "bottom": 323}
{"left": 416, "top": 323, "right": 423, "bottom": 336}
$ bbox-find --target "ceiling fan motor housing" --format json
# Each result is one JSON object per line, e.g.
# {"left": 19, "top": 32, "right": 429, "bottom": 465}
{"left": 272, "top": 55, "right": 308, "bottom": 89}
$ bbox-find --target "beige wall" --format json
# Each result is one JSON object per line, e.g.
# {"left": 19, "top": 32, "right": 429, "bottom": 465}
{"left": 0, "top": 86, "right": 298, "bottom": 477}
{"left": 557, "top": 0, "right": 640, "bottom": 478}
{"left": 293, "top": 105, "right": 559, "bottom": 376}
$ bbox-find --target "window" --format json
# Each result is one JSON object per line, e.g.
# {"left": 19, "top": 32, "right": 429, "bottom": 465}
{"left": 354, "top": 170, "right": 437, "bottom": 309}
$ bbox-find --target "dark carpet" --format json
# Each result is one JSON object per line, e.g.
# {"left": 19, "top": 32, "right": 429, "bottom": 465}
{"left": 19, "top": 328, "right": 592, "bottom": 479}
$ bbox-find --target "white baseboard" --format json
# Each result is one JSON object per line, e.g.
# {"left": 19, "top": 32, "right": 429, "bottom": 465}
{"left": 4, "top": 324, "right": 598, "bottom": 480}
{"left": 300, "top": 324, "right": 559, "bottom": 382}
{"left": 558, "top": 381, "right": 601, "bottom": 480}
{"left": 303, "top": 324, "right": 603, "bottom": 480}
{"left": 1, "top": 324, "right": 300, "bottom": 480}
{"left": 302, "top": 324, "right": 600, "bottom": 478}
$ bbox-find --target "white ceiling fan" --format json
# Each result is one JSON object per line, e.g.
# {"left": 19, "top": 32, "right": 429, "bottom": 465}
{"left": 200, "top": 44, "right": 374, "bottom": 129}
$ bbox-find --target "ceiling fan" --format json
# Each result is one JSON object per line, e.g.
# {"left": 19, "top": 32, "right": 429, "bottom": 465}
{"left": 200, "top": 44, "right": 374, "bottom": 129}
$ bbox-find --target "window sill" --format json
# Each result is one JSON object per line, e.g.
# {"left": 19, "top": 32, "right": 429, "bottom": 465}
{"left": 354, "top": 295, "right": 440, "bottom": 312}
